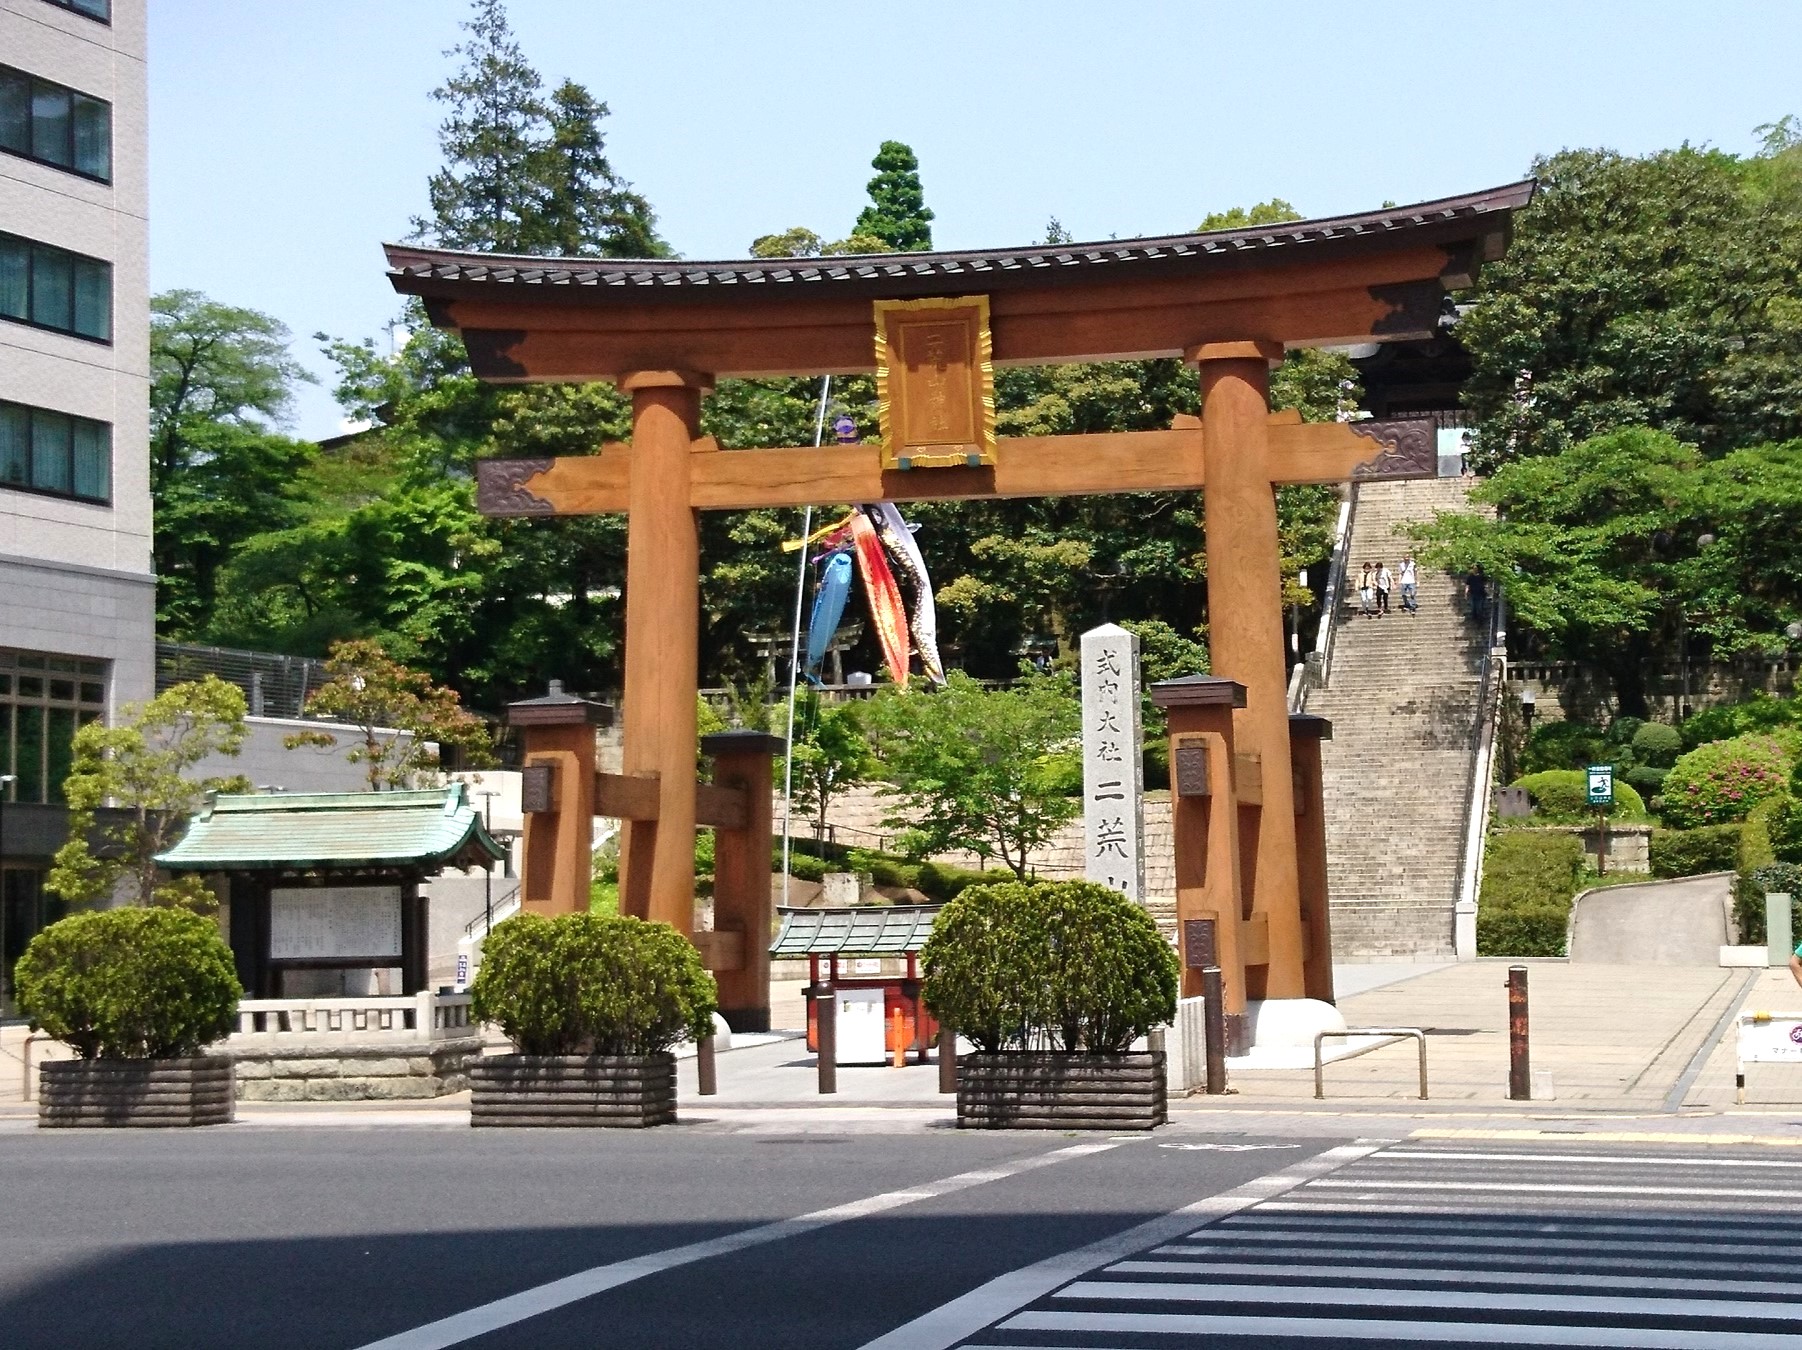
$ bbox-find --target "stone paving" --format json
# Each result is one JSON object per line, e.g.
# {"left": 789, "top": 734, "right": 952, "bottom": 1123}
{"left": 8, "top": 959, "right": 1802, "bottom": 1134}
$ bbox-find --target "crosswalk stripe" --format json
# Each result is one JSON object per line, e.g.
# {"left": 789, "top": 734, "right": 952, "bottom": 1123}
{"left": 1052, "top": 1279, "right": 1802, "bottom": 1322}
{"left": 990, "top": 1311, "right": 1802, "bottom": 1348}
{"left": 1104, "top": 1259, "right": 1802, "bottom": 1297}
{"left": 1374, "top": 1149, "right": 1802, "bottom": 1169}
{"left": 1175, "top": 1230, "right": 1802, "bottom": 1257}
{"left": 1310, "top": 1177, "right": 1802, "bottom": 1198}
{"left": 1154, "top": 1242, "right": 1802, "bottom": 1273}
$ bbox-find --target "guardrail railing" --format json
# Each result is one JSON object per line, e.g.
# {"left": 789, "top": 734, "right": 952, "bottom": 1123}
{"left": 1314, "top": 1026, "right": 1428, "bottom": 1100}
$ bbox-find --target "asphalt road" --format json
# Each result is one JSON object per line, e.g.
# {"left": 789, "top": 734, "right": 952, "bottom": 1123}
{"left": 7, "top": 1125, "right": 1802, "bottom": 1348}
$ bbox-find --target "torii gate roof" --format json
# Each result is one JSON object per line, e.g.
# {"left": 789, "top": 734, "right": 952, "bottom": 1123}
{"left": 385, "top": 181, "right": 1534, "bottom": 382}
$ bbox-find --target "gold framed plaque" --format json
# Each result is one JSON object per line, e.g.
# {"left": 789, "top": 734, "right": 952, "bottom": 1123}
{"left": 872, "top": 296, "right": 996, "bottom": 470}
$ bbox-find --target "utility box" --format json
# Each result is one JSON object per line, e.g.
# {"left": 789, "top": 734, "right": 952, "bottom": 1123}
{"left": 1768, "top": 892, "right": 1794, "bottom": 969}
{"left": 834, "top": 987, "right": 888, "bottom": 1065}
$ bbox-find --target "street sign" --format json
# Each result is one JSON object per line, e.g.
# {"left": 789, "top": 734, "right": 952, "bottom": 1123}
{"left": 1585, "top": 764, "right": 1614, "bottom": 806}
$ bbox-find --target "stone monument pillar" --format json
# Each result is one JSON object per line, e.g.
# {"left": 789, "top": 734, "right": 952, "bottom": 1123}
{"left": 1081, "top": 623, "right": 1145, "bottom": 901}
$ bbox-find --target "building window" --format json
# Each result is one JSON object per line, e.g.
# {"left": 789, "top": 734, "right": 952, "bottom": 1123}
{"left": 0, "top": 401, "right": 111, "bottom": 503}
{"left": 1, "top": 868, "right": 64, "bottom": 1018}
{"left": 0, "top": 66, "right": 112, "bottom": 182}
{"left": 41, "top": 0, "right": 111, "bottom": 22}
{"left": 0, "top": 232, "right": 110, "bottom": 342}
{"left": 0, "top": 650, "right": 107, "bottom": 807}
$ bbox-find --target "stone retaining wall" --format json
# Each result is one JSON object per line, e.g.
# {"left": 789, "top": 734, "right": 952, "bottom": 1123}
{"left": 232, "top": 1037, "right": 481, "bottom": 1101}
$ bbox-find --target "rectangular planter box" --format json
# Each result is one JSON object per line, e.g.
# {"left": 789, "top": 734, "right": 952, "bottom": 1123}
{"left": 469, "top": 1053, "right": 677, "bottom": 1128}
{"left": 957, "top": 1050, "right": 1167, "bottom": 1131}
{"left": 39, "top": 1056, "right": 235, "bottom": 1128}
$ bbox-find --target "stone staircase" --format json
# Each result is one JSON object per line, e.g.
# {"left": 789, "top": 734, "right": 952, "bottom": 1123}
{"left": 1302, "top": 477, "right": 1491, "bottom": 958}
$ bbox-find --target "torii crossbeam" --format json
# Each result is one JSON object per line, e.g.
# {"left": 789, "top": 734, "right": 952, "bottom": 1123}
{"left": 388, "top": 181, "right": 1531, "bottom": 1028}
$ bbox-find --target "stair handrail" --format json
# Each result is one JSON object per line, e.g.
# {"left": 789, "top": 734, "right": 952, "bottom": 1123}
{"left": 1453, "top": 593, "right": 1508, "bottom": 959}
{"left": 1289, "top": 486, "right": 1357, "bottom": 712}
{"left": 461, "top": 877, "right": 524, "bottom": 941}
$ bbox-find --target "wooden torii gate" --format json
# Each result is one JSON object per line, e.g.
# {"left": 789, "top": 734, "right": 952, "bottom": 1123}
{"left": 387, "top": 181, "right": 1531, "bottom": 1037}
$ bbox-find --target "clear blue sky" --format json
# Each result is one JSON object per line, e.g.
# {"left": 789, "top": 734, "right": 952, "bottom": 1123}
{"left": 148, "top": 1, "right": 1798, "bottom": 441}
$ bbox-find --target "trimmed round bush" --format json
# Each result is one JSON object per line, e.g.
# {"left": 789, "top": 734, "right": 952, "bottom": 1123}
{"left": 472, "top": 912, "right": 717, "bottom": 1056}
{"left": 1511, "top": 770, "right": 1648, "bottom": 823}
{"left": 14, "top": 907, "right": 241, "bottom": 1060}
{"left": 1630, "top": 722, "right": 1683, "bottom": 769}
{"left": 1625, "top": 765, "right": 1668, "bottom": 798}
{"left": 921, "top": 880, "right": 1177, "bottom": 1054}
{"left": 1659, "top": 734, "right": 1792, "bottom": 828}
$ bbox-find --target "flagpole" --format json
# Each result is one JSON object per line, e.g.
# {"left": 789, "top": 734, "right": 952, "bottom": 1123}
{"left": 780, "top": 376, "right": 832, "bottom": 905}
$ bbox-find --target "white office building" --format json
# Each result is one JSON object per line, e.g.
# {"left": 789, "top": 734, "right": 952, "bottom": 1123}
{"left": 1, "top": 0, "right": 152, "bottom": 1008}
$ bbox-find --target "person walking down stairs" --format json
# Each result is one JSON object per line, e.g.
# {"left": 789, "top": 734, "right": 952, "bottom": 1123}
{"left": 1358, "top": 563, "right": 1376, "bottom": 618}
{"left": 1399, "top": 554, "right": 1419, "bottom": 613}
{"left": 1375, "top": 561, "right": 1393, "bottom": 616}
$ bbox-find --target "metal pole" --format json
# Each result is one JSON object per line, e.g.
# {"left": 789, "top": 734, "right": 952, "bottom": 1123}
{"left": 816, "top": 985, "right": 837, "bottom": 1095}
{"left": 780, "top": 375, "right": 833, "bottom": 907}
{"left": 937, "top": 1024, "right": 957, "bottom": 1094}
{"left": 696, "top": 1034, "right": 717, "bottom": 1096}
{"left": 1202, "top": 965, "right": 1228, "bottom": 1095}
{"left": 1508, "top": 965, "right": 1530, "bottom": 1100}
{"left": 0, "top": 774, "right": 12, "bottom": 1016}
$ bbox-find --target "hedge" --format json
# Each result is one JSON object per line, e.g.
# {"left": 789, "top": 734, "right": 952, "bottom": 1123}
{"left": 1734, "top": 864, "right": 1802, "bottom": 947}
{"left": 1660, "top": 734, "right": 1792, "bottom": 828}
{"left": 920, "top": 880, "right": 1177, "bottom": 1053}
{"left": 1510, "top": 770, "right": 1648, "bottom": 823}
{"left": 13, "top": 907, "right": 242, "bottom": 1060}
{"left": 1476, "top": 832, "right": 1587, "bottom": 957}
{"left": 472, "top": 912, "right": 716, "bottom": 1056}
{"left": 1631, "top": 722, "right": 1683, "bottom": 768}
{"left": 1649, "top": 824, "right": 1744, "bottom": 879}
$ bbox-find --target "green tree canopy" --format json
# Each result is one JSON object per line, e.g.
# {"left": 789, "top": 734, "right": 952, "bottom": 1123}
{"left": 1458, "top": 135, "right": 1802, "bottom": 463}
{"left": 47, "top": 677, "right": 248, "bottom": 912}
{"left": 853, "top": 140, "right": 935, "bottom": 251}
{"left": 861, "top": 672, "right": 1080, "bottom": 877}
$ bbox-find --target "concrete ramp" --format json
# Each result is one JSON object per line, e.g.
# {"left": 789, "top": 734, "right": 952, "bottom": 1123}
{"left": 1566, "top": 873, "right": 1731, "bottom": 964}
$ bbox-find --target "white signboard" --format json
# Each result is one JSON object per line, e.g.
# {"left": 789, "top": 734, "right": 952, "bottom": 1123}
{"left": 270, "top": 885, "right": 404, "bottom": 960}
{"left": 1081, "top": 623, "right": 1144, "bottom": 901}
{"left": 1738, "top": 1015, "right": 1802, "bottom": 1066}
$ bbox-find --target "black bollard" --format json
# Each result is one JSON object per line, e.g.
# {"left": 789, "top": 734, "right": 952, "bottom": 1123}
{"left": 1508, "top": 965, "right": 1530, "bottom": 1101}
{"left": 1202, "top": 965, "right": 1228, "bottom": 1095}
{"left": 696, "top": 1034, "right": 717, "bottom": 1096}
{"left": 816, "top": 987, "right": 837, "bottom": 1095}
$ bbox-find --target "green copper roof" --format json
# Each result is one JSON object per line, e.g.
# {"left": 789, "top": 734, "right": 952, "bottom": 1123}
{"left": 768, "top": 905, "right": 941, "bottom": 958}
{"left": 157, "top": 783, "right": 505, "bottom": 873}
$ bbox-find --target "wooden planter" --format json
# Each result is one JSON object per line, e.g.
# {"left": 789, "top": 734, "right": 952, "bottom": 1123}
{"left": 957, "top": 1051, "right": 1166, "bottom": 1131}
{"left": 469, "top": 1053, "right": 677, "bottom": 1128}
{"left": 39, "top": 1056, "right": 235, "bottom": 1128}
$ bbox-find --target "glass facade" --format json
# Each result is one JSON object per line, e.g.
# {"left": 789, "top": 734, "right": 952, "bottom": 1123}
{"left": 0, "top": 232, "right": 111, "bottom": 342}
{"left": 0, "top": 65, "right": 112, "bottom": 181}
{"left": 0, "top": 400, "right": 111, "bottom": 503}
{"left": 1, "top": 867, "right": 62, "bottom": 1019}
{"left": 0, "top": 649, "right": 107, "bottom": 807}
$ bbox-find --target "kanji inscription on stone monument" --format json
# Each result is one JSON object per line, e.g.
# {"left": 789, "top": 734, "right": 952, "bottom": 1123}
{"left": 1081, "top": 622, "right": 1144, "bottom": 901}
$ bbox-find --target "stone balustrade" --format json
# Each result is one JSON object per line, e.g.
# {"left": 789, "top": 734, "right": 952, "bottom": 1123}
{"left": 227, "top": 992, "right": 481, "bottom": 1101}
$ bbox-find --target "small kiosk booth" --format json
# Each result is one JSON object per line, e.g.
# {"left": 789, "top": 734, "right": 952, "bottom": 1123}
{"left": 159, "top": 784, "right": 505, "bottom": 997}
{"left": 771, "top": 905, "right": 941, "bottom": 1066}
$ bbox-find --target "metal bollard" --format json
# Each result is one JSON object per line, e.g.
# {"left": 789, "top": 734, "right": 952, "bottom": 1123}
{"left": 816, "top": 987, "right": 837, "bottom": 1095}
{"left": 1508, "top": 965, "right": 1530, "bottom": 1101}
{"left": 937, "top": 1024, "right": 957, "bottom": 1094}
{"left": 1202, "top": 965, "right": 1228, "bottom": 1095}
{"left": 696, "top": 1034, "right": 717, "bottom": 1096}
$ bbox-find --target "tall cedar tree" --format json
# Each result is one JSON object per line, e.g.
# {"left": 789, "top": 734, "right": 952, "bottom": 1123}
{"left": 854, "top": 141, "right": 935, "bottom": 251}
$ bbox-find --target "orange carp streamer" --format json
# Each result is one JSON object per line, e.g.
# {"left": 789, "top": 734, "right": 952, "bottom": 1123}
{"left": 848, "top": 510, "right": 911, "bottom": 688}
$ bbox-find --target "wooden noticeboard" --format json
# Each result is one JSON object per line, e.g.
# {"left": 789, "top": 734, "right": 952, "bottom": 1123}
{"left": 269, "top": 885, "right": 404, "bottom": 961}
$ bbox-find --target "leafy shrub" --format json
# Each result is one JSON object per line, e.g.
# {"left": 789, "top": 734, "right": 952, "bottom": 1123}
{"left": 920, "top": 880, "right": 1177, "bottom": 1053}
{"left": 1660, "top": 734, "right": 1791, "bottom": 828}
{"left": 14, "top": 908, "right": 241, "bottom": 1059}
{"left": 1476, "top": 832, "right": 1586, "bottom": 957}
{"left": 1625, "top": 765, "right": 1668, "bottom": 798}
{"left": 1511, "top": 770, "right": 1648, "bottom": 823}
{"left": 1770, "top": 794, "right": 1802, "bottom": 864}
{"left": 915, "top": 859, "right": 1017, "bottom": 901}
{"left": 1681, "top": 693, "right": 1801, "bottom": 750}
{"left": 779, "top": 849, "right": 829, "bottom": 882}
{"left": 1607, "top": 716, "right": 1646, "bottom": 749}
{"left": 1650, "top": 824, "right": 1744, "bottom": 878}
{"left": 1519, "top": 722, "right": 1606, "bottom": 775}
{"left": 472, "top": 912, "right": 716, "bottom": 1056}
{"left": 1630, "top": 722, "right": 1684, "bottom": 769}
{"left": 846, "top": 849, "right": 921, "bottom": 890}
{"left": 1734, "top": 864, "right": 1802, "bottom": 946}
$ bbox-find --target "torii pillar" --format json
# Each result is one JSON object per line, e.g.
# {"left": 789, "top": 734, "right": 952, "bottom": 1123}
{"left": 616, "top": 369, "right": 711, "bottom": 933}
{"left": 1190, "top": 341, "right": 1307, "bottom": 1001}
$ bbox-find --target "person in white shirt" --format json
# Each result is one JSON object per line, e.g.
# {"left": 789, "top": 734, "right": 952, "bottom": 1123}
{"left": 1375, "top": 561, "right": 1393, "bottom": 616}
{"left": 1399, "top": 554, "right": 1419, "bottom": 613}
